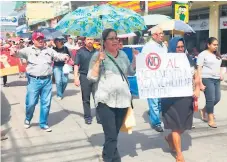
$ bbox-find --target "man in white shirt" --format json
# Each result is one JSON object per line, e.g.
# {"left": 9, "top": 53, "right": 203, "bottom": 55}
{"left": 64, "top": 35, "right": 76, "bottom": 56}
{"left": 142, "top": 26, "right": 167, "bottom": 132}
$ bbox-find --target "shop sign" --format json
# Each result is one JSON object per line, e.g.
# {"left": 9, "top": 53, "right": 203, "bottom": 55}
{"left": 0, "top": 16, "right": 18, "bottom": 26}
{"left": 220, "top": 17, "right": 227, "bottom": 29}
{"left": 106, "top": 1, "right": 172, "bottom": 13}
{"left": 174, "top": 3, "right": 189, "bottom": 23}
{"left": 189, "top": 17, "right": 227, "bottom": 31}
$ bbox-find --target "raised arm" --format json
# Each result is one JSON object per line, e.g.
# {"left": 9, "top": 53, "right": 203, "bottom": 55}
{"left": 51, "top": 49, "right": 69, "bottom": 62}
{"left": 87, "top": 51, "right": 105, "bottom": 82}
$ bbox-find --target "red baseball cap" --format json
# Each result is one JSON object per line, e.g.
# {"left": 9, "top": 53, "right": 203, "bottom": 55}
{"left": 32, "top": 32, "right": 45, "bottom": 40}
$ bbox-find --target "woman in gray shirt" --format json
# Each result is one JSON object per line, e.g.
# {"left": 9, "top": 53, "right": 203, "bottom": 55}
{"left": 197, "top": 37, "right": 223, "bottom": 128}
{"left": 87, "top": 28, "right": 136, "bottom": 162}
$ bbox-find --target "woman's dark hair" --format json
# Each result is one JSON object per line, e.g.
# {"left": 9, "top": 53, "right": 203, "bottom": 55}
{"left": 102, "top": 28, "right": 117, "bottom": 41}
{"left": 205, "top": 37, "right": 221, "bottom": 59}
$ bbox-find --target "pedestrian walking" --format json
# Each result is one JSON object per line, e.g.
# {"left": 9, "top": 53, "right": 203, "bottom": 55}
{"left": 74, "top": 37, "right": 100, "bottom": 124}
{"left": 161, "top": 37, "right": 200, "bottom": 162}
{"left": 53, "top": 37, "right": 71, "bottom": 100}
{"left": 142, "top": 26, "right": 168, "bottom": 132}
{"left": 197, "top": 37, "right": 223, "bottom": 128}
{"left": 64, "top": 35, "right": 76, "bottom": 56}
{"left": 10, "top": 32, "right": 69, "bottom": 132}
{"left": 87, "top": 28, "right": 136, "bottom": 162}
{"left": 2, "top": 76, "right": 8, "bottom": 87}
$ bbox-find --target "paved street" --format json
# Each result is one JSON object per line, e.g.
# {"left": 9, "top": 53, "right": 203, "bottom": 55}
{"left": 1, "top": 74, "right": 227, "bottom": 162}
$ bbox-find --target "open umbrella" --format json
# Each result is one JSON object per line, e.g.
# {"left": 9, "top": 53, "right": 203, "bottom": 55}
{"left": 37, "top": 27, "right": 63, "bottom": 40}
{"left": 143, "top": 14, "right": 172, "bottom": 26}
{"left": 118, "top": 33, "right": 136, "bottom": 38}
{"left": 17, "top": 32, "right": 32, "bottom": 39}
{"left": 150, "top": 19, "right": 195, "bottom": 33}
{"left": 55, "top": 4, "right": 146, "bottom": 38}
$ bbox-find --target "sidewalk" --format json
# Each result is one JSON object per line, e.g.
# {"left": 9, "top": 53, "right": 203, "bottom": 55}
{"left": 1, "top": 74, "right": 227, "bottom": 162}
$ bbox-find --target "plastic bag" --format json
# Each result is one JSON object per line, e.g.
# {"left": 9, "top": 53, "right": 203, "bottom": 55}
{"left": 120, "top": 107, "right": 136, "bottom": 134}
{"left": 63, "top": 64, "right": 73, "bottom": 74}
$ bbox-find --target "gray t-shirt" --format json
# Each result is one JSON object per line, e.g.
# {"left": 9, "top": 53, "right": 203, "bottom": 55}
{"left": 197, "top": 50, "right": 222, "bottom": 79}
{"left": 17, "top": 45, "right": 67, "bottom": 76}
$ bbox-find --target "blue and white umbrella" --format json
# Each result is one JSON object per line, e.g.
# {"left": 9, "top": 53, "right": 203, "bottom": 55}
{"left": 55, "top": 4, "right": 146, "bottom": 38}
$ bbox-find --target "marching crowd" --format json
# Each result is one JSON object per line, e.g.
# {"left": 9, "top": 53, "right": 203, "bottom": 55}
{"left": 1, "top": 25, "right": 225, "bottom": 162}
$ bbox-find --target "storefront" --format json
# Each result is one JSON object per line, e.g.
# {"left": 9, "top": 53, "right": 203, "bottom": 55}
{"left": 185, "top": 4, "right": 227, "bottom": 54}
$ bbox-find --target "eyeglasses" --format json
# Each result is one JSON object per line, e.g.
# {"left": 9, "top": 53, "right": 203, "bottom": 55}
{"left": 176, "top": 46, "right": 184, "bottom": 49}
{"left": 106, "top": 37, "right": 119, "bottom": 41}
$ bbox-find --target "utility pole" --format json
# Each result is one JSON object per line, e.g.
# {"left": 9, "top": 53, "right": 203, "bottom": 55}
{"left": 145, "top": 1, "right": 149, "bottom": 15}
{"left": 69, "top": 1, "right": 72, "bottom": 12}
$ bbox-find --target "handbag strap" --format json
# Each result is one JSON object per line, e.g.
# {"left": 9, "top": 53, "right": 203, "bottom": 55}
{"left": 106, "top": 54, "right": 129, "bottom": 87}
{"left": 107, "top": 54, "right": 134, "bottom": 109}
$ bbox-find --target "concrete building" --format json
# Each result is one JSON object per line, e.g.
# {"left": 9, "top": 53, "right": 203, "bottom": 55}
{"left": 139, "top": 1, "right": 227, "bottom": 53}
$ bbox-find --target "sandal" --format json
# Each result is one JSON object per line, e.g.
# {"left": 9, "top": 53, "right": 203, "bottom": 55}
{"left": 165, "top": 136, "right": 176, "bottom": 152}
{"left": 1, "top": 135, "right": 8, "bottom": 141}
{"left": 176, "top": 154, "right": 185, "bottom": 162}
{"left": 199, "top": 109, "right": 207, "bottom": 122}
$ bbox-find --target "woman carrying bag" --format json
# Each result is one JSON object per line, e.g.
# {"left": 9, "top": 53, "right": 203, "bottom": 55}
{"left": 87, "top": 28, "right": 136, "bottom": 162}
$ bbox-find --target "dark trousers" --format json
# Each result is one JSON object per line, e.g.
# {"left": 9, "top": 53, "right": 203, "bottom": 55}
{"left": 202, "top": 78, "right": 221, "bottom": 114}
{"left": 79, "top": 73, "right": 100, "bottom": 121}
{"left": 3, "top": 76, "right": 7, "bottom": 85}
{"left": 97, "top": 103, "right": 128, "bottom": 162}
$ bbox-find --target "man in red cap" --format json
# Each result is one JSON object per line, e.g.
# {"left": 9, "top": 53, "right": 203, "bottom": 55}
{"left": 11, "top": 31, "right": 69, "bottom": 132}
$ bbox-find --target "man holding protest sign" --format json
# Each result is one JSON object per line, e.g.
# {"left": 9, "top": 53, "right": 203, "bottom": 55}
{"left": 141, "top": 26, "right": 167, "bottom": 132}
{"left": 10, "top": 32, "right": 70, "bottom": 132}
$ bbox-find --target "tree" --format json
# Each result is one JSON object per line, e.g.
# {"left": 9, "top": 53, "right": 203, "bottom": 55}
{"left": 12, "top": 33, "right": 16, "bottom": 37}
{"left": 6, "top": 33, "right": 11, "bottom": 38}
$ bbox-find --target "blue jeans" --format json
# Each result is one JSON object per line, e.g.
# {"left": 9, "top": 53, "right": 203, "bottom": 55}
{"left": 53, "top": 66, "right": 69, "bottom": 98}
{"left": 147, "top": 98, "right": 161, "bottom": 127}
{"left": 25, "top": 74, "right": 52, "bottom": 128}
{"left": 202, "top": 78, "right": 221, "bottom": 114}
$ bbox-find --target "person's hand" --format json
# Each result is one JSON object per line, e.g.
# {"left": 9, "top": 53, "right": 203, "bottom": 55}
{"left": 220, "top": 75, "right": 224, "bottom": 81}
{"left": 9, "top": 46, "right": 18, "bottom": 56}
{"left": 21, "top": 58, "right": 27, "bottom": 64}
{"left": 193, "top": 89, "right": 200, "bottom": 98}
{"left": 74, "top": 78, "right": 80, "bottom": 87}
{"left": 200, "top": 83, "right": 206, "bottom": 91}
{"left": 64, "top": 55, "right": 70, "bottom": 62}
{"left": 132, "top": 49, "right": 139, "bottom": 56}
{"left": 98, "top": 48, "right": 105, "bottom": 61}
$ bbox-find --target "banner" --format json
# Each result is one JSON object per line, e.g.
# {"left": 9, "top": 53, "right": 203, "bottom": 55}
{"left": 0, "top": 48, "right": 26, "bottom": 77}
{"left": 136, "top": 52, "right": 193, "bottom": 98}
{"left": 188, "top": 17, "right": 227, "bottom": 31}
{"left": 0, "top": 16, "right": 18, "bottom": 26}
{"left": 174, "top": 3, "right": 189, "bottom": 23}
{"left": 107, "top": 1, "right": 172, "bottom": 12}
{"left": 26, "top": 2, "right": 55, "bottom": 19}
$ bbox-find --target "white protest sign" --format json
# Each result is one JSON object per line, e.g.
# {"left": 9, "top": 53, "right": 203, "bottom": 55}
{"left": 136, "top": 52, "right": 193, "bottom": 98}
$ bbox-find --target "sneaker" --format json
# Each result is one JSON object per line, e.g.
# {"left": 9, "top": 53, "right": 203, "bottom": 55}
{"left": 41, "top": 125, "right": 52, "bottom": 132}
{"left": 3, "top": 84, "right": 9, "bottom": 87}
{"left": 153, "top": 125, "right": 164, "bottom": 132}
{"left": 24, "top": 120, "right": 30, "bottom": 129}
{"left": 192, "top": 125, "right": 196, "bottom": 129}
{"left": 85, "top": 118, "right": 92, "bottom": 125}
{"left": 56, "top": 96, "right": 62, "bottom": 101}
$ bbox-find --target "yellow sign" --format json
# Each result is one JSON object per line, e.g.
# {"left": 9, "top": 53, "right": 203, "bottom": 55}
{"left": 174, "top": 3, "right": 189, "bottom": 23}
{"left": 26, "top": 2, "right": 55, "bottom": 19}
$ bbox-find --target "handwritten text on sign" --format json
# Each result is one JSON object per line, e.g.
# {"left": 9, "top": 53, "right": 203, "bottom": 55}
{"left": 136, "top": 53, "right": 193, "bottom": 98}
